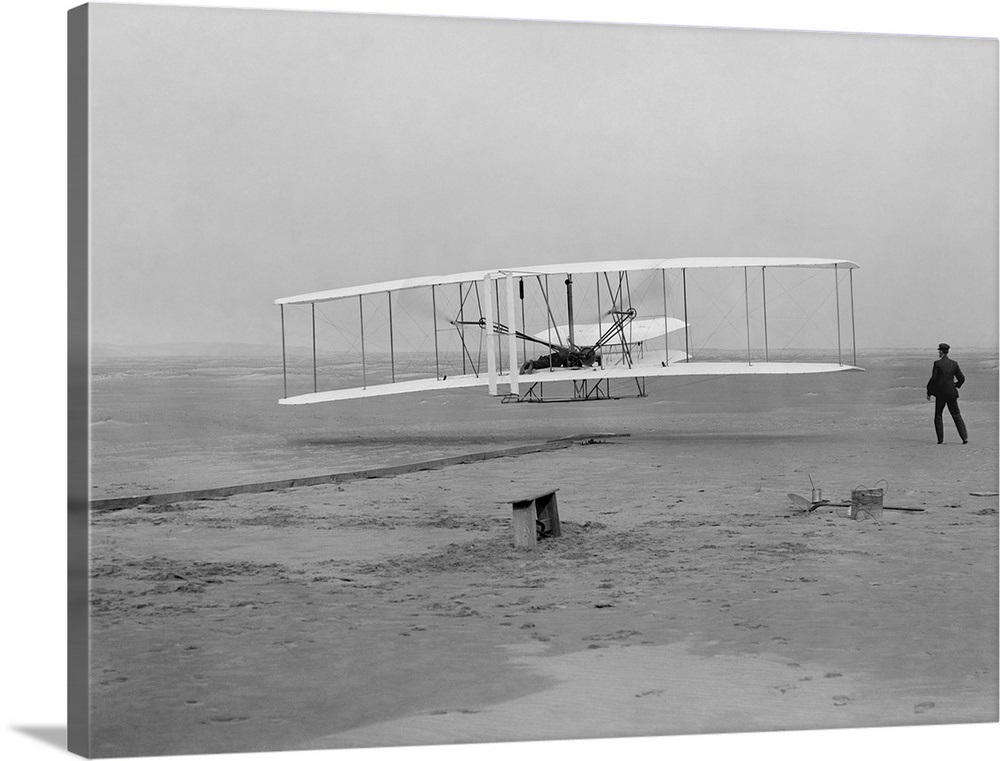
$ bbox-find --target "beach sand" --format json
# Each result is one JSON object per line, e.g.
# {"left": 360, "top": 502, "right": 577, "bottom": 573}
{"left": 86, "top": 351, "right": 999, "bottom": 757}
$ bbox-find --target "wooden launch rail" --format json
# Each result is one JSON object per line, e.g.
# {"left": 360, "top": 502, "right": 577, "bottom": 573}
{"left": 89, "top": 434, "right": 628, "bottom": 513}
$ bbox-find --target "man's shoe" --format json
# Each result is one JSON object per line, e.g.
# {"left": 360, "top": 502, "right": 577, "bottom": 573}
{"left": 963, "top": 439, "right": 969, "bottom": 444}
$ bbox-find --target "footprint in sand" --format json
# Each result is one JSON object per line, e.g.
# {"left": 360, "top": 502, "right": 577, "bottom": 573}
{"left": 914, "top": 701, "right": 935, "bottom": 714}
{"left": 583, "top": 629, "right": 641, "bottom": 641}
{"left": 635, "top": 689, "right": 664, "bottom": 698}
{"left": 832, "top": 695, "right": 852, "bottom": 707}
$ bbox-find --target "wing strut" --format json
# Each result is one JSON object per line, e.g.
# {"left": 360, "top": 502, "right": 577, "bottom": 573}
{"left": 359, "top": 295, "right": 367, "bottom": 388}
{"left": 596, "top": 276, "right": 603, "bottom": 352}
{"left": 432, "top": 285, "right": 440, "bottom": 380}
{"left": 453, "top": 283, "right": 476, "bottom": 376}
{"left": 519, "top": 277, "right": 527, "bottom": 358}
{"left": 483, "top": 273, "right": 497, "bottom": 394}
{"left": 661, "top": 269, "right": 670, "bottom": 366}
{"left": 744, "top": 267, "right": 752, "bottom": 365}
{"left": 762, "top": 267, "right": 769, "bottom": 362}
{"left": 458, "top": 283, "right": 466, "bottom": 376}
{"left": 312, "top": 304, "right": 319, "bottom": 392}
{"left": 835, "top": 263, "right": 842, "bottom": 366}
{"left": 387, "top": 292, "right": 395, "bottom": 383}
{"left": 505, "top": 272, "right": 519, "bottom": 394}
{"left": 849, "top": 268, "right": 857, "bottom": 367}
{"left": 566, "top": 274, "right": 575, "bottom": 346}
{"left": 494, "top": 278, "right": 503, "bottom": 373}
{"left": 280, "top": 304, "right": 287, "bottom": 398}
{"left": 682, "top": 268, "right": 691, "bottom": 361}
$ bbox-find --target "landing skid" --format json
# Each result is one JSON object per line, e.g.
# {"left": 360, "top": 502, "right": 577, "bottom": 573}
{"left": 501, "top": 377, "right": 647, "bottom": 403}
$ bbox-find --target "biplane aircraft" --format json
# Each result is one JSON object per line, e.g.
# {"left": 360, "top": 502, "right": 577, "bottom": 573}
{"left": 275, "top": 258, "right": 861, "bottom": 405}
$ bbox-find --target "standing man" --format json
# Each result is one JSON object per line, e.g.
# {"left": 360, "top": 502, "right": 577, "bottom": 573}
{"left": 926, "top": 343, "right": 969, "bottom": 444}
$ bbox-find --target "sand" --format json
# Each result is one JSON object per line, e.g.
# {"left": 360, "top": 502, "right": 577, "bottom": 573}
{"left": 86, "top": 352, "right": 999, "bottom": 757}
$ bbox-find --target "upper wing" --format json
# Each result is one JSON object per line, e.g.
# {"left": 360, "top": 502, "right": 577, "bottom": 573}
{"left": 502, "top": 257, "right": 859, "bottom": 278}
{"left": 276, "top": 257, "right": 860, "bottom": 306}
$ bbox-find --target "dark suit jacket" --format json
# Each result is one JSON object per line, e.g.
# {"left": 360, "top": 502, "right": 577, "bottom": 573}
{"left": 927, "top": 356, "right": 965, "bottom": 400}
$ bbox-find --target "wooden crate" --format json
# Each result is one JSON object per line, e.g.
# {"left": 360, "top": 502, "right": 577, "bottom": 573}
{"left": 511, "top": 490, "right": 561, "bottom": 548}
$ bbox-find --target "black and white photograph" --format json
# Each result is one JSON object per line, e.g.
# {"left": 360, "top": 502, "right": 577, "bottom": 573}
{"left": 4, "top": 2, "right": 999, "bottom": 761}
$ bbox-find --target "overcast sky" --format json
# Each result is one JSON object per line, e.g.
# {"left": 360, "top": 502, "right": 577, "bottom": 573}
{"left": 86, "top": 2, "right": 998, "bottom": 350}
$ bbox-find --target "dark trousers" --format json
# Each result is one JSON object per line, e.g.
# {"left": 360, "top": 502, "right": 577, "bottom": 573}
{"left": 934, "top": 396, "right": 968, "bottom": 443}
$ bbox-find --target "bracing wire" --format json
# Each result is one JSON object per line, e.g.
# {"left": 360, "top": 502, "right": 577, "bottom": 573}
{"left": 685, "top": 269, "right": 746, "bottom": 349}
{"left": 752, "top": 269, "right": 840, "bottom": 360}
